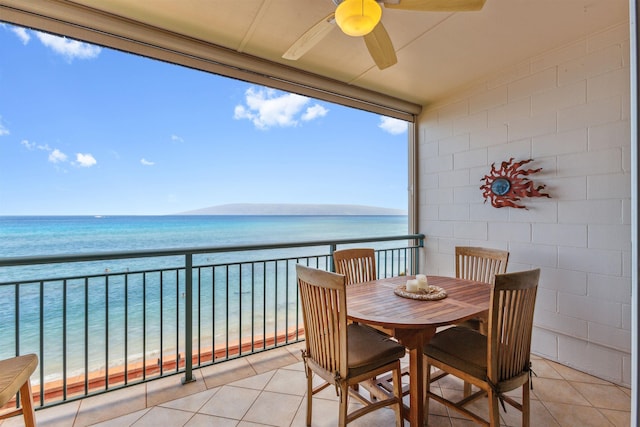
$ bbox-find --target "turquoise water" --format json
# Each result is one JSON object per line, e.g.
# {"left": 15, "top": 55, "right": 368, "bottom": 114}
{"left": 1, "top": 215, "right": 408, "bottom": 256}
{"left": 1, "top": 215, "right": 408, "bottom": 279}
{"left": 0, "top": 215, "right": 408, "bottom": 383}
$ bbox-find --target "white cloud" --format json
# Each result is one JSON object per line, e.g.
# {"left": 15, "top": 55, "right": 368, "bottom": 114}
{"left": 171, "top": 134, "right": 184, "bottom": 143}
{"left": 35, "top": 32, "right": 101, "bottom": 61}
{"left": 49, "top": 149, "right": 68, "bottom": 163}
{"left": 11, "top": 26, "right": 30, "bottom": 44}
{"left": 234, "top": 87, "right": 326, "bottom": 130}
{"left": 75, "top": 153, "right": 97, "bottom": 167}
{"left": 141, "top": 158, "right": 155, "bottom": 166}
{"left": 20, "top": 140, "right": 35, "bottom": 150}
{"left": 0, "top": 118, "right": 9, "bottom": 136}
{"left": 302, "top": 104, "right": 329, "bottom": 121}
{"left": 21, "top": 139, "right": 97, "bottom": 169}
{"left": 379, "top": 116, "right": 408, "bottom": 135}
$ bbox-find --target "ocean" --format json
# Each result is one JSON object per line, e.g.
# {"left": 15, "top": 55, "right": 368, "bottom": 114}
{"left": 0, "top": 215, "right": 408, "bottom": 256}
{"left": 0, "top": 215, "right": 408, "bottom": 384}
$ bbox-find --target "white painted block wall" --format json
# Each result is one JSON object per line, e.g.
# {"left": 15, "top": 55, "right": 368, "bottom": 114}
{"left": 417, "top": 22, "right": 631, "bottom": 386}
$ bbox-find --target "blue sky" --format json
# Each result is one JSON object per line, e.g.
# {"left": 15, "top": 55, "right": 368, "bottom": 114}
{"left": 0, "top": 24, "right": 408, "bottom": 216}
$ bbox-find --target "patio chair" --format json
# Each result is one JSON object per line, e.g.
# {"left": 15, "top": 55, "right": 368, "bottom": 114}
{"left": 296, "top": 264, "right": 404, "bottom": 426}
{"left": 333, "top": 248, "right": 377, "bottom": 285}
{"left": 0, "top": 353, "right": 38, "bottom": 427}
{"left": 455, "top": 246, "right": 509, "bottom": 334}
{"left": 423, "top": 269, "right": 540, "bottom": 426}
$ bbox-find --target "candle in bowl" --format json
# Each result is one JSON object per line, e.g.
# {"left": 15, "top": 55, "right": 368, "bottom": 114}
{"left": 416, "top": 274, "right": 429, "bottom": 290}
{"left": 406, "top": 279, "right": 419, "bottom": 292}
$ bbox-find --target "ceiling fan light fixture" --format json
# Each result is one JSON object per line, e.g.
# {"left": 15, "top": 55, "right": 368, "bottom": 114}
{"left": 335, "top": 0, "right": 382, "bottom": 37}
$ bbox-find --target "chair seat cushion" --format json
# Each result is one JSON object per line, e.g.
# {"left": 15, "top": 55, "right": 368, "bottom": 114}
{"left": 0, "top": 354, "right": 38, "bottom": 406}
{"left": 347, "top": 324, "right": 405, "bottom": 378}
{"left": 423, "top": 326, "right": 487, "bottom": 379}
{"left": 456, "top": 317, "right": 483, "bottom": 331}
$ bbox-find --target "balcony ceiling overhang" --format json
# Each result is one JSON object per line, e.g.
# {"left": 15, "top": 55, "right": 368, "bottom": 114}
{"left": 0, "top": 0, "right": 629, "bottom": 117}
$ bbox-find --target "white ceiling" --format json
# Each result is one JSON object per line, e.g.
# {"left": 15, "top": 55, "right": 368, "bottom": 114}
{"left": 35, "top": 0, "right": 633, "bottom": 106}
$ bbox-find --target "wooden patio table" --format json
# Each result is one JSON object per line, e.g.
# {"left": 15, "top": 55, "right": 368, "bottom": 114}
{"left": 346, "top": 275, "right": 491, "bottom": 427}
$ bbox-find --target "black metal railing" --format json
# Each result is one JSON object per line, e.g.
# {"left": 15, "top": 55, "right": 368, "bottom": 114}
{"left": 0, "top": 234, "right": 424, "bottom": 408}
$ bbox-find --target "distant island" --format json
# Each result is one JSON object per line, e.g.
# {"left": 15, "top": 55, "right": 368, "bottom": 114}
{"left": 178, "top": 203, "right": 407, "bottom": 216}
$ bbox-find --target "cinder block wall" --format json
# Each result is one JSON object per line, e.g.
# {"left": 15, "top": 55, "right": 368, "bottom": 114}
{"left": 417, "top": 22, "right": 631, "bottom": 386}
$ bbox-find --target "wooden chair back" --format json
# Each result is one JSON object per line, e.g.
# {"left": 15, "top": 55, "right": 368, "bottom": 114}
{"left": 487, "top": 268, "right": 540, "bottom": 385}
{"left": 455, "top": 246, "right": 509, "bottom": 285}
{"left": 297, "top": 264, "right": 349, "bottom": 380}
{"left": 333, "top": 248, "right": 376, "bottom": 285}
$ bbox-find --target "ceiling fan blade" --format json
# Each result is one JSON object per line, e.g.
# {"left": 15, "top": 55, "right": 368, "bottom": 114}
{"left": 385, "top": 0, "right": 486, "bottom": 12}
{"left": 282, "top": 13, "right": 335, "bottom": 60}
{"left": 364, "top": 22, "right": 397, "bottom": 70}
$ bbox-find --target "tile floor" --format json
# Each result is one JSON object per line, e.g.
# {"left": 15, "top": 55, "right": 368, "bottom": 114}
{"left": 0, "top": 342, "right": 631, "bottom": 426}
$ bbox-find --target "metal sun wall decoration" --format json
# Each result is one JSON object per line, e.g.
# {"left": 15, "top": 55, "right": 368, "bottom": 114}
{"left": 480, "top": 158, "right": 551, "bottom": 209}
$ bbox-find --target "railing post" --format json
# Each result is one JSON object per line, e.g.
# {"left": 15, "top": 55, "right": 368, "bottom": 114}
{"left": 182, "top": 253, "right": 195, "bottom": 384}
{"left": 329, "top": 244, "right": 337, "bottom": 272}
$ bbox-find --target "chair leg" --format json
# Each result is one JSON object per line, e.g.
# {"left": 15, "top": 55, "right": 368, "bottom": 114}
{"left": 392, "top": 364, "right": 403, "bottom": 427}
{"left": 338, "top": 383, "right": 349, "bottom": 427}
{"left": 305, "top": 369, "right": 313, "bottom": 427}
{"left": 19, "top": 380, "right": 36, "bottom": 427}
{"left": 424, "top": 359, "right": 431, "bottom": 421}
{"left": 488, "top": 388, "right": 500, "bottom": 427}
{"left": 463, "top": 381, "right": 472, "bottom": 397}
{"left": 522, "top": 381, "right": 530, "bottom": 427}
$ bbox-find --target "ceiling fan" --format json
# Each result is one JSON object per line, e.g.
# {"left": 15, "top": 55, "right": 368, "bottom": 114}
{"left": 283, "top": 0, "right": 487, "bottom": 70}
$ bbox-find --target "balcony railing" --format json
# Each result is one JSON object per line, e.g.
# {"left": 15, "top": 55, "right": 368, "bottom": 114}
{"left": 0, "top": 234, "right": 423, "bottom": 410}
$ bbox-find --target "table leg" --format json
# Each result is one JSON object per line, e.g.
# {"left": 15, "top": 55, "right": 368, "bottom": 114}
{"left": 394, "top": 328, "right": 434, "bottom": 427}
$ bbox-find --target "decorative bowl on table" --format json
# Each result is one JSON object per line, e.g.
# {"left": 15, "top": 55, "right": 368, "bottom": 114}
{"left": 394, "top": 284, "right": 447, "bottom": 301}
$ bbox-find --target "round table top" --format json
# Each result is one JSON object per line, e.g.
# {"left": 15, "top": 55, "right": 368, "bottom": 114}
{"left": 346, "top": 275, "right": 491, "bottom": 329}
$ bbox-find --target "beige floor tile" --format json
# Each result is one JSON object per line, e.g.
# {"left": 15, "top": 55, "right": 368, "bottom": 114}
{"left": 237, "top": 421, "right": 275, "bottom": 427}
{"left": 184, "top": 413, "right": 239, "bottom": 426}
{"left": 242, "top": 390, "right": 302, "bottom": 427}
{"left": 198, "top": 385, "right": 260, "bottom": 420}
{"left": 546, "top": 361, "right": 612, "bottom": 385}
{"left": 291, "top": 396, "right": 336, "bottom": 427}
{"left": 131, "top": 406, "right": 195, "bottom": 426}
{"left": 89, "top": 408, "right": 150, "bottom": 426}
{"left": 425, "top": 384, "right": 450, "bottom": 417}
{"left": 75, "top": 383, "right": 147, "bottom": 426}
{"left": 159, "top": 387, "right": 220, "bottom": 412}
{"left": 264, "top": 368, "right": 307, "bottom": 396}
{"left": 531, "top": 359, "right": 564, "bottom": 380}
{"left": 229, "top": 370, "right": 275, "bottom": 391}
{"left": 569, "top": 381, "right": 631, "bottom": 411}
{"left": 426, "top": 414, "right": 453, "bottom": 427}
{"left": 245, "top": 347, "right": 299, "bottom": 374}
{"left": 200, "top": 358, "right": 257, "bottom": 389}
{"left": 618, "top": 385, "right": 632, "bottom": 397}
{"left": 530, "top": 378, "right": 591, "bottom": 406}
{"left": 307, "top": 375, "right": 340, "bottom": 401}
{"left": 543, "top": 401, "right": 614, "bottom": 427}
{"left": 278, "top": 361, "right": 305, "bottom": 372}
{"left": 599, "top": 408, "right": 632, "bottom": 427}
{"left": 146, "top": 370, "right": 207, "bottom": 407}
{"left": 284, "top": 342, "right": 306, "bottom": 361}
{"left": 434, "top": 374, "right": 465, "bottom": 391}
{"left": 348, "top": 406, "right": 403, "bottom": 427}
{"left": 290, "top": 395, "right": 397, "bottom": 427}
{"left": 0, "top": 399, "right": 80, "bottom": 427}
{"left": 449, "top": 417, "right": 478, "bottom": 426}
{"left": 500, "top": 399, "right": 559, "bottom": 427}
